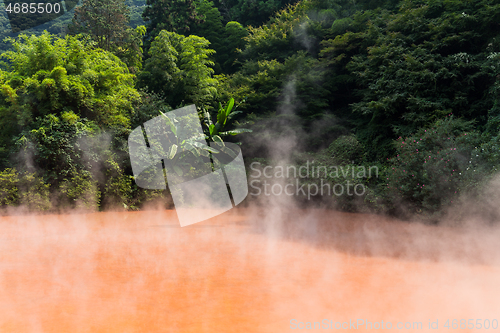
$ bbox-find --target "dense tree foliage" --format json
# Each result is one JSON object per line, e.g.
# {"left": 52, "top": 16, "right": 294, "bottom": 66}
{"left": 68, "top": 0, "right": 146, "bottom": 72}
{"left": 0, "top": 32, "right": 142, "bottom": 209}
{"left": 1, "top": 0, "right": 500, "bottom": 218}
{"left": 69, "top": 0, "right": 131, "bottom": 52}
{"left": 213, "top": 0, "right": 298, "bottom": 26}
{"left": 325, "top": 0, "right": 500, "bottom": 159}
{"left": 138, "top": 30, "right": 217, "bottom": 108}
{"left": 0, "top": 32, "right": 139, "bottom": 130}
{"left": 126, "top": 0, "right": 147, "bottom": 27}
{"left": 142, "top": 0, "right": 203, "bottom": 38}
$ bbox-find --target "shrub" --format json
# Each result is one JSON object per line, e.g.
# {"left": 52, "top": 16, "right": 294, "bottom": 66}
{"left": 59, "top": 172, "right": 100, "bottom": 211}
{"left": 18, "top": 172, "right": 51, "bottom": 211}
{"left": 0, "top": 168, "right": 51, "bottom": 212}
{"left": 384, "top": 116, "right": 492, "bottom": 215}
{"left": 0, "top": 168, "right": 19, "bottom": 207}
{"left": 128, "top": 186, "right": 173, "bottom": 210}
{"left": 102, "top": 157, "right": 133, "bottom": 209}
{"left": 327, "top": 134, "right": 365, "bottom": 164}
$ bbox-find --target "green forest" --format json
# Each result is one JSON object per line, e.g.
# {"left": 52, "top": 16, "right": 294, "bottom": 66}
{"left": 0, "top": 0, "right": 500, "bottom": 221}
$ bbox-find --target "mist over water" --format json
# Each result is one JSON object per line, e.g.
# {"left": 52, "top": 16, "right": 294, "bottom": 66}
{"left": 3, "top": 86, "right": 500, "bottom": 333}
{"left": 2, "top": 29, "right": 500, "bottom": 332}
{"left": 1, "top": 202, "right": 500, "bottom": 332}
{"left": 2, "top": 1, "right": 500, "bottom": 331}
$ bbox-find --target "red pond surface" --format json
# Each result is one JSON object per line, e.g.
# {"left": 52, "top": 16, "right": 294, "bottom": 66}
{"left": 0, "top": 208, "right": 499, "bottom": 332}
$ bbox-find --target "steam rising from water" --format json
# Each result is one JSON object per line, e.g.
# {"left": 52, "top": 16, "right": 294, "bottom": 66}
{"left": 3, "top": 28, "right": 500, "bottom": 331}
{"left": 1, "top": 209, "right": 500, "bottom": 332}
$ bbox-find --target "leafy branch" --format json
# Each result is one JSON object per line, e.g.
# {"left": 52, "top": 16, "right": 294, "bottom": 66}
{"left": 200, "top": 97, "right": 252, "bottom": 143}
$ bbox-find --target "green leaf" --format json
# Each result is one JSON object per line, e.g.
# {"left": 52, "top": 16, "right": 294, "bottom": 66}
{"left": 168, "top": 144, "right": 178, "bottom": 159}
{"left": 216, "top": 106, "right": 226, "bottom": 126}
{"left": 227, "top": 110, "right": 242, "bottom": 120}
{"left": 200, "top": 145, "right": 220, "bottom": 154}
{"left": 219, "top": 146, "right": 237, "bottom": 159}
{"left": 225, "top": 98, "right": 235, "bottom": 117}
{"left": 212, "top": 135, "right": 224, "bottom": 143}
{"left": 203, "top": 108, "right": 212, "bottom": 126}
{"left": 199, "top": 148, "right": 210, "bottom": 157}
{"left": 219, "top": 128, "right": 253, "bottom": 136}
{"left": 189, "top": 147, "right": 200, "bottom": 157}
{"left": 160, "top": 111, "right": 177, "bottom": 136}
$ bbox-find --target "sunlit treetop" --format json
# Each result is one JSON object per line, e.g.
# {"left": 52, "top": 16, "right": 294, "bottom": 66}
{"left": 0, "top": 31, "right": 140, "bottom": 129}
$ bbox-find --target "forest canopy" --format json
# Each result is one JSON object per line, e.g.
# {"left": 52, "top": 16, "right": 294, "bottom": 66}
{"left": 0, "top": 0, "right": 499, "bottom": 220}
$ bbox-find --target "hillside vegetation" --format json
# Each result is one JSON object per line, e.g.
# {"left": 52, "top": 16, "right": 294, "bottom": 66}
{"left": 0, "top": 0, "right": 499, "bottom": 221}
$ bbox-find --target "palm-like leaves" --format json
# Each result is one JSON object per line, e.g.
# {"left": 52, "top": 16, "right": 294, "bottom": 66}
{"left": 157, "top": 98, "right": 251, "bottom": 176}
{"left": 201, "top": 98, "right": 252, "bottom": 142}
